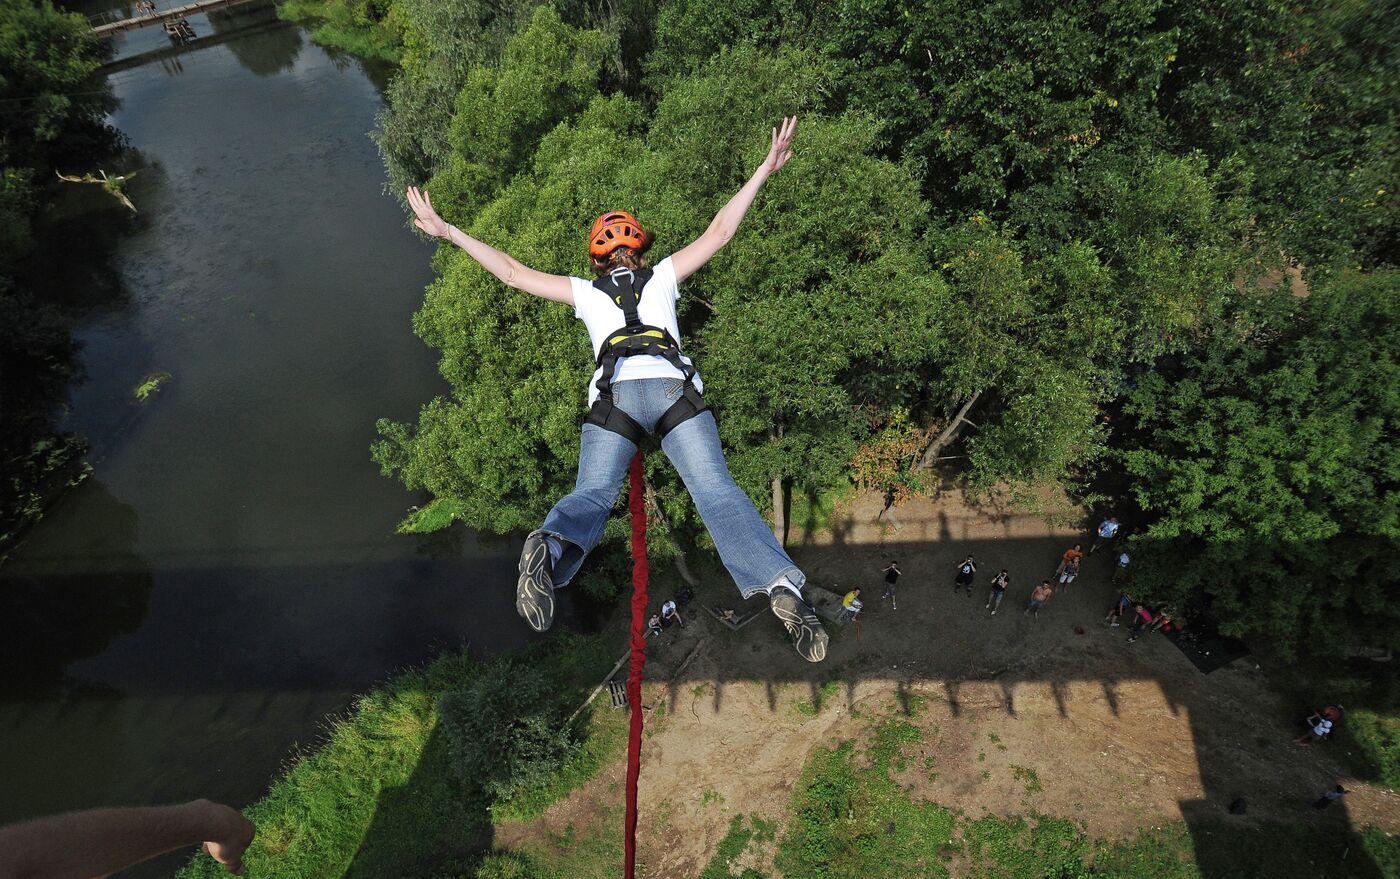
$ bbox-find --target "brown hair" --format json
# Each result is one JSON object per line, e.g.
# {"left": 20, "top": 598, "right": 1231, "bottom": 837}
{"left": 590, "top": 245, "right": 651, "bottom": 279}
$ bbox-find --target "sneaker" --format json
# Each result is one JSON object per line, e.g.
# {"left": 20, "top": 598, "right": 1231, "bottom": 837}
{"left": 515, "top": 531, "right": 556, "bottom": 632}
{"left": 769, "top": 588, "right": 828, "bottom": 663}
{"left": 990, "top": 609, "right": 997, "bottom": 615}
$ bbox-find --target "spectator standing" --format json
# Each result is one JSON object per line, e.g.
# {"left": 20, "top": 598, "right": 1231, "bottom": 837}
{"left": 1056, "top": 543, "right": 1083, "bottom": 576}
{"left": 1090, "top": 517, "right": 1121, "bottom": 554}
{"left": 1059, "top": 558, "right": 1080, "bottom": 590}
{"left": 953, "top": 555, "right": 977, "bottom": 596}
{"left": 1112, "top": 550, "right": 1130, "bottom": 582}
{"left": 986, "top": 569, "right": 1010, "bottom": 615}
{"left": 881, "top": 561, "right": 902, "bottom": 610}
{"left": 1024, "top": 580, "right": 1053, "bottom": 619}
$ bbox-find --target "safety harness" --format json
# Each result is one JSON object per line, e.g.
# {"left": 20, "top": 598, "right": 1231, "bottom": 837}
{"left": 584, "top": 267, "right": 709, "bottom": 444}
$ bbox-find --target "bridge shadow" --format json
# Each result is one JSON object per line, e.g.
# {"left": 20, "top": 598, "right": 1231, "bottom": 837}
{"left": 634, "top": 531, "right": 1392, "bottom": 878}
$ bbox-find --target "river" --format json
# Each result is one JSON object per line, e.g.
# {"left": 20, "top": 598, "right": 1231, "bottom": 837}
{"left": 0, "top": 5, "right": 563, "bottom": 873}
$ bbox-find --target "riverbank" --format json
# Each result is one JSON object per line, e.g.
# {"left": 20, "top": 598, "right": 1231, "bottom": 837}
{"left": 176, "top": 632, "right": 627, "bottom": 877}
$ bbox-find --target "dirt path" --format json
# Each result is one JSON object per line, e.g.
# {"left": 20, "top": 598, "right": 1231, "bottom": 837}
{"left": 502, "top": 484, "right": 1400, "bottom": 876}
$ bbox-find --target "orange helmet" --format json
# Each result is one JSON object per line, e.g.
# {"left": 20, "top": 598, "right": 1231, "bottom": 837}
{"left": 589, "top": 211, "right": 652, "bottom": 259}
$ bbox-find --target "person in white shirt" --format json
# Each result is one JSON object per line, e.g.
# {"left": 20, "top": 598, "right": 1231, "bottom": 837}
{"left": 406, "top": 118, "right": 827, "bottom": 663}
{"left": 1296, "top": 717, "right": 1334, "bottom": 744}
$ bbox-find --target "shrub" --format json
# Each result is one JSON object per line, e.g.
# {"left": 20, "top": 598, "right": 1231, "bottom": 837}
{"left": 438, "top": 660, "right": 574, "bottom": 803}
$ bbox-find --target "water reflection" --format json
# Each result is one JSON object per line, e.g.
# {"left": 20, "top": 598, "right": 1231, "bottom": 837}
{"left": 207, "top": 3, "right": 302, "bottom": 76}
{"left": 0, "top": 481, "right": 153, "bottom": 698}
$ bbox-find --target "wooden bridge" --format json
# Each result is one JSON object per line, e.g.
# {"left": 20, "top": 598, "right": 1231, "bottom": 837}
{"left": 90, "top": 0, "right": 266, "bottom": 37}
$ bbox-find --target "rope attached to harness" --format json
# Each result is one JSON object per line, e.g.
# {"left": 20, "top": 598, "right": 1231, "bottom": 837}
{"left": 623, "top": 450, "right": 648, "bottom": 879}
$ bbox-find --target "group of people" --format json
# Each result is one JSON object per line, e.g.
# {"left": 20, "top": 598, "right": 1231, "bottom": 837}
{"left": 645, "top": 595, "right": 688, "bottom": 638}
{"left": 827, "top": 516, "right": 1136, "bottom": 626}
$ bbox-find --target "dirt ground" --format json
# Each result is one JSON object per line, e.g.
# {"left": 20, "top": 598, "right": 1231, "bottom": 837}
{"left": 500, "top": 484, "right": 1400, "bottom": 877}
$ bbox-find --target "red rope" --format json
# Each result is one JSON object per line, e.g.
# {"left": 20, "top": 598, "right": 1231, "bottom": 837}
{"left": 623, "top": 450, "right": 648, "bottom": 879}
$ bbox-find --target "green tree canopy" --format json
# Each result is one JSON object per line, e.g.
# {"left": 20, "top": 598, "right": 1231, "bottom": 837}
{"left": 1120, "top": 269, "right": 1400, "bottom": 656}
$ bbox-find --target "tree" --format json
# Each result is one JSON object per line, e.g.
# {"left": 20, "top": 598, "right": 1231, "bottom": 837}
{"left": 375, "top": 47, "right": 947, "bottom": 546}
{"left": 425, "top": 6, "right": 609, "bottom": 219}
{"left": 1120, "top": 269, "right": 1400, "bottom": 656}
{"left": 438, "top": 660, "right": 574, "bottom": 803}
{"left": 0, "top": 0, "right": 114, "bottom": 545}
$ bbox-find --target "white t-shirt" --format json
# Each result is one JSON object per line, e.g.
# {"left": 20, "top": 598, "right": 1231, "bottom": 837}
{"left": 570, "top": 257, "right": 703, "bottom": 406}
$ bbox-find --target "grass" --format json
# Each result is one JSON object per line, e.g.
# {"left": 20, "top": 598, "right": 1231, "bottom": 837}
{"left": 1346, "top": 708, "right": 1400, "bottom": 788}
{"left": 1010, "top": 765, "right": 1043, "bottom": 794}
{"left": 767, "top": 711, "right": 1399, "bottom": 879}
{"left": 794, "top": 678, "right": 843, "bottom": 716}
{"left": 277, "top": 0, "right": 402, "bottom": 62}
{"left": 132, "top": 371, "right": 172, "bottom": 401}
{"left": 397, "top": 497, "right": 463, "bottom": 534}
{"left": 787, "top": 484, "right": 853, "bottom": 542}
{"left": 699, "top": 814, "right": 777, "bottom": 879}
{"left": 176, "top": 633, "right": 622, "bottom": 878}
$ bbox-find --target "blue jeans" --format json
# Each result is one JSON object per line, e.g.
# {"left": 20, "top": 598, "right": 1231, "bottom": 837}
{"left": 540, "top": 378, "right": 804, "bottom": 599}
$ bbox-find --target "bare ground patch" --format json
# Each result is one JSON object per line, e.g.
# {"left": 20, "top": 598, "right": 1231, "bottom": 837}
{"left": 499, "top": 484, "right": 1400, "bottom": 876}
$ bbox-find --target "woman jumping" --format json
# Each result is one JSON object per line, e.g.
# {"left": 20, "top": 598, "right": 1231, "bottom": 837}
{"left": 406, "top": 117, "right": 828, "bottom": 662}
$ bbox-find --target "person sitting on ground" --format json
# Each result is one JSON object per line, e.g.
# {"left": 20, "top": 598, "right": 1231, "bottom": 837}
{"left": 881, "top": 561, "right": 902, "bottom": 610}
{"left": 661, "top": 599, "right": 685, "bottom": 628}
{"left": 1125, "top": 604, "right": 1155, "bottom": 642}
{"left": 1059, "top": 557, "right": 1079, "bottom": 589}
{"left": 0, "top": 800, "right": 254, "bottom": 878}
{"left": 1105, "top": 593, "right": 1131, "bottom": 627}
{"left": 1090, "top": 516, "right": 1121, "bottom": 554}
{"left": 1025, "top": 580, "right": 1053, "bottom": 619}
{"left": 1296, "top": 714, "right": 1334, "bottom": 745}
{"left": 407, "top": 118, "right": 828, "bottom": 663}
{"left": 646, "top": 613, "right": 663, "bottom": 638}
{"left": 840, "top": 587, "right": 862, "bottom": 622}
{"left": 987, "top": 569, "right": 1010, "bottom": 615}
{"left": 953, "top": 555, "right": 977, "bottom": 596}
{"left": 1056, "top": 543, "right": 1083, "bottom": 576}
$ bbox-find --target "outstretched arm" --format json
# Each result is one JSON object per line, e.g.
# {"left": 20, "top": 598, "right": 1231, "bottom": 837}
{"left": 671, "top": 116, "right": 797, "bottom": 283}
{"left": 407, "top": 187, "right": 574, "bottom": 305}
{"left": 0, "top": 800, "right": 254, "bottom": 878}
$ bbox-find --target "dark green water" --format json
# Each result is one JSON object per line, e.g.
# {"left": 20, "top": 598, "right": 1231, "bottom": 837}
{"left": 0, "top": 5, "right": 558, "bottom": 872}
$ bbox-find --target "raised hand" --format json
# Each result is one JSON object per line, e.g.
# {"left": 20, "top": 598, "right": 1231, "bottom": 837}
{"left": 407, "top": 185, "right": 450, "bottom": 238}
{"left": 761, "top": 116, "right": 798, "bottom": 175}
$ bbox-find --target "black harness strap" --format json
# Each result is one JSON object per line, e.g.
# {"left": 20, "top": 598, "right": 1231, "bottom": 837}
{"left": 584, "top": 267, "right": 710, "bottom": 441}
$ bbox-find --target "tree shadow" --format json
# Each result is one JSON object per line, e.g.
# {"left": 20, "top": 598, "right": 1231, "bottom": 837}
{"left": 0, "top": 480, "right": 153, "bottom": 698}
{"left": 343, "top": 724, "right": 496, "bottom": 877}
